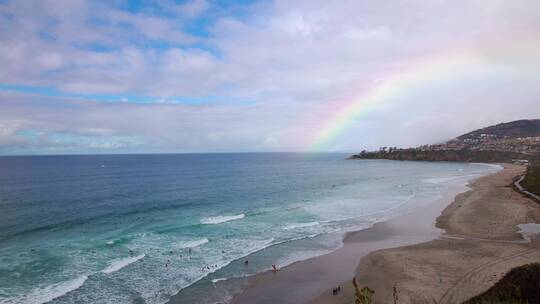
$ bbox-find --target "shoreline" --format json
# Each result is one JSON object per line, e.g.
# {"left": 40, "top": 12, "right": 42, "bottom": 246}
{"left": 310, "top": 163, "right": 540, "bottom": 304}
{"left": 226, "top": 164, "right": 501, "bottom": 304}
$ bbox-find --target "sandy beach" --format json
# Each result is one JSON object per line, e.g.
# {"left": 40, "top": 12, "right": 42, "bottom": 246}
{"left": 230, "top": 164, "right": 540, "bottom": 304}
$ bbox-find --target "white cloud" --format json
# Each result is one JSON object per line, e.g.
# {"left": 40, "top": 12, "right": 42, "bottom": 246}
{"left": 1, "top": 0, "right": 540, "bottom": 154}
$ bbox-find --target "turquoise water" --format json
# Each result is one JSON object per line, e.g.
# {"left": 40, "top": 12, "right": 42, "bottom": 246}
{"left": 0, "top": 154, "right": 499, "bottom": 304}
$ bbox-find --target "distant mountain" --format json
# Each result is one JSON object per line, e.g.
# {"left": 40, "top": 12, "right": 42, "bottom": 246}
{"left": 457, "top": 119, "right": 540, "bottom": 140}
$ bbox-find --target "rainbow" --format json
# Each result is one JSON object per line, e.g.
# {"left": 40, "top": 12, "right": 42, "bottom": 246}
{"left": 305, "top": 34, "right": 540, "bottom": 151}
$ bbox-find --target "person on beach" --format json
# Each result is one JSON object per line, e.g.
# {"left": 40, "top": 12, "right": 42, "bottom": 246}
{"left": 244, "top": 260, "right": 249, "bottom": 266}
{"left": 272, "top": 264, "right": 278, "bottom": 272}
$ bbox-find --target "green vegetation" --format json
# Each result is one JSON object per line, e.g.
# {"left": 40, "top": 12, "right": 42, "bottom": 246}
{"left": 352, "top": 277, "right": 374, "bottom": 304}
{"left": 349, "top": 149, "right": 529, "bottom": 163}
{"left": 463, "top": 263, "right": 540, "bottom": 304}
{"left": 521, "top": 164, "right": 540, "bottom": 196}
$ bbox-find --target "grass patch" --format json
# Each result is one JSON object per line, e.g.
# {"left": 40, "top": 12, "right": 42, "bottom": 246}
{"left": 463, "top": 263, "right": 540, "bottom": 304}
{"left": 521, "top": 164, "right": 540, "bottom": 196}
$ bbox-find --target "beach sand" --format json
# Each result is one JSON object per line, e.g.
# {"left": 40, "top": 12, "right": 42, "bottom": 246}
{"left": 230, "top": 164, "right": 540, "bottom": 304}
{"left": 309, "top": 164, "right": 540, "bottom": 304}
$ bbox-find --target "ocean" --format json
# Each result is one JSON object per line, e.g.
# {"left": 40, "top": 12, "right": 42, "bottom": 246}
{"left": 0, "top": 153, "right": 500, "bottom": 304}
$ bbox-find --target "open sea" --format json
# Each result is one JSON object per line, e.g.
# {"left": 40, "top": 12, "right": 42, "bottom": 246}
{"left": 0, "top": 153, "right": 500, "bottom": 304}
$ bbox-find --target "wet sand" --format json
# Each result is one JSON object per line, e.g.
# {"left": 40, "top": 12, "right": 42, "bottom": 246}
{"left": 230, "top": 166, "right": 502, "bottom": 304}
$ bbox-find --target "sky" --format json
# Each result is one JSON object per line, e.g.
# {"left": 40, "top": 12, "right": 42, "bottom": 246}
{"left": 1, "top": 0, "right": 540, "bottom": 155}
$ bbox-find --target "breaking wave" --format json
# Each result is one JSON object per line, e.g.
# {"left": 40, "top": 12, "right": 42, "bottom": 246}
{"left": 102, "top": 254, "right": 145, "bottom": 274}
{"left": 200, "top": 214, "right": 245, "bottom": 225}
{"left": 283, "top": 221, "right": 320, "bottom": 230}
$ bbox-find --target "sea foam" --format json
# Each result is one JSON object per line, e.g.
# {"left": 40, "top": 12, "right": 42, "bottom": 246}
{"left": 283, "top": 221, "right": 319, "bottom": 230}
{"left": 422, "top": 176, "right": 461, "bottom": 184}
{"left": 179, "top": 238, "right": 209, "bottom": 248}
{"left": 18, "top": 275, "right": 88, "bottom": 304}
{"left": 200, "top": 214, "right": 245, "bottom": 225}
{"left": 102, "top": 254, "right": 145, "bottom": 274}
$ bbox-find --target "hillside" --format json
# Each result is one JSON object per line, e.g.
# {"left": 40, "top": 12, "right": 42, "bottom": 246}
{"left": 458, "top": 119, "right": 540, "bottom": 140}
{"left": 464, "top": 263, "right": 540, "bottom": 304}
{"left": 521, "top": 164, "right": 540, "bottom": 197}
{"left": 350, "top": 119, "right": 540, "bottom": 162}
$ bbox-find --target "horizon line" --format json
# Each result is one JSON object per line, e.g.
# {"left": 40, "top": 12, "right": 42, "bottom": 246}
{"left": 0, "top": 151, "right": 360, "bottom": 157}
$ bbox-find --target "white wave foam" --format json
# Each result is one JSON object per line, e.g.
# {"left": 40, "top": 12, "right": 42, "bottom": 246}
{"left": 106, "top": 240, "right": 115, "bottom": 245}
{"left": 471, "top": 162, "right": 504, "bottom": 170}
{"left": 17, "top": 275, "right": 88, "bottom": 304}
{"left": 283, "top": 221, "right": 319, "bottom": 230}
{"left": 179, "top": 238, "right": 209, "bottom": 248}
{"left": 211, "top": 278, "right": 227, "bottom": 283}
{"left": 423, "top": 176, "right": 461, "bottom": 184}
{"left": 170, "top": 238, "right": 275, "bottom": 299}
{"left": 200, "top": 214, "right": 245, "bottom": 225}
{"left": 102, "top": 254, "right": 145, "bottom": 274}
{"left": 275, "top": 249, "right": 331, "bottom": 269}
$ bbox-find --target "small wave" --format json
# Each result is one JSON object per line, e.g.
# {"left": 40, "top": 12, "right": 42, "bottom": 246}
{"left": 104, "top": 236, "right": 131, "bottom": 246}
{"left": 471, "top": 162, "right": 504, "bottom": 170}
{"left": 283, "top": 221, "right": 319, "bottom": 230}
{"left": 211, "top": 278, "right": 228, "bottom": 283}
{"left": 179, "top": 238, "right": 209, "bottom": 248}
{"left": 422, "top": 176, "right": 461, "bottom": 184}
{"left": 102, "top": 254, "right": 145, "bottom": 274}
{"left": 275, "top": 249, "right": 331, "bottom": 269}
{"left": 19, "top": 275, "right": 88, "bottom": 304}
{"left": 200, "top": 214, "right": 245, "bottom": 225}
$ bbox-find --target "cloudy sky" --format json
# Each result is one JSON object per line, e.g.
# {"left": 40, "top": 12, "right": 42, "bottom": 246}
{"left": 1, "top": 0, "right": 540, "bottom": 155}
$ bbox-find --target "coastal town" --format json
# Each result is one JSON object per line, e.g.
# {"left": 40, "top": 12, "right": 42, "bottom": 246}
{"left": 422, "top": 134, "right": 540, "bottom": 155}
